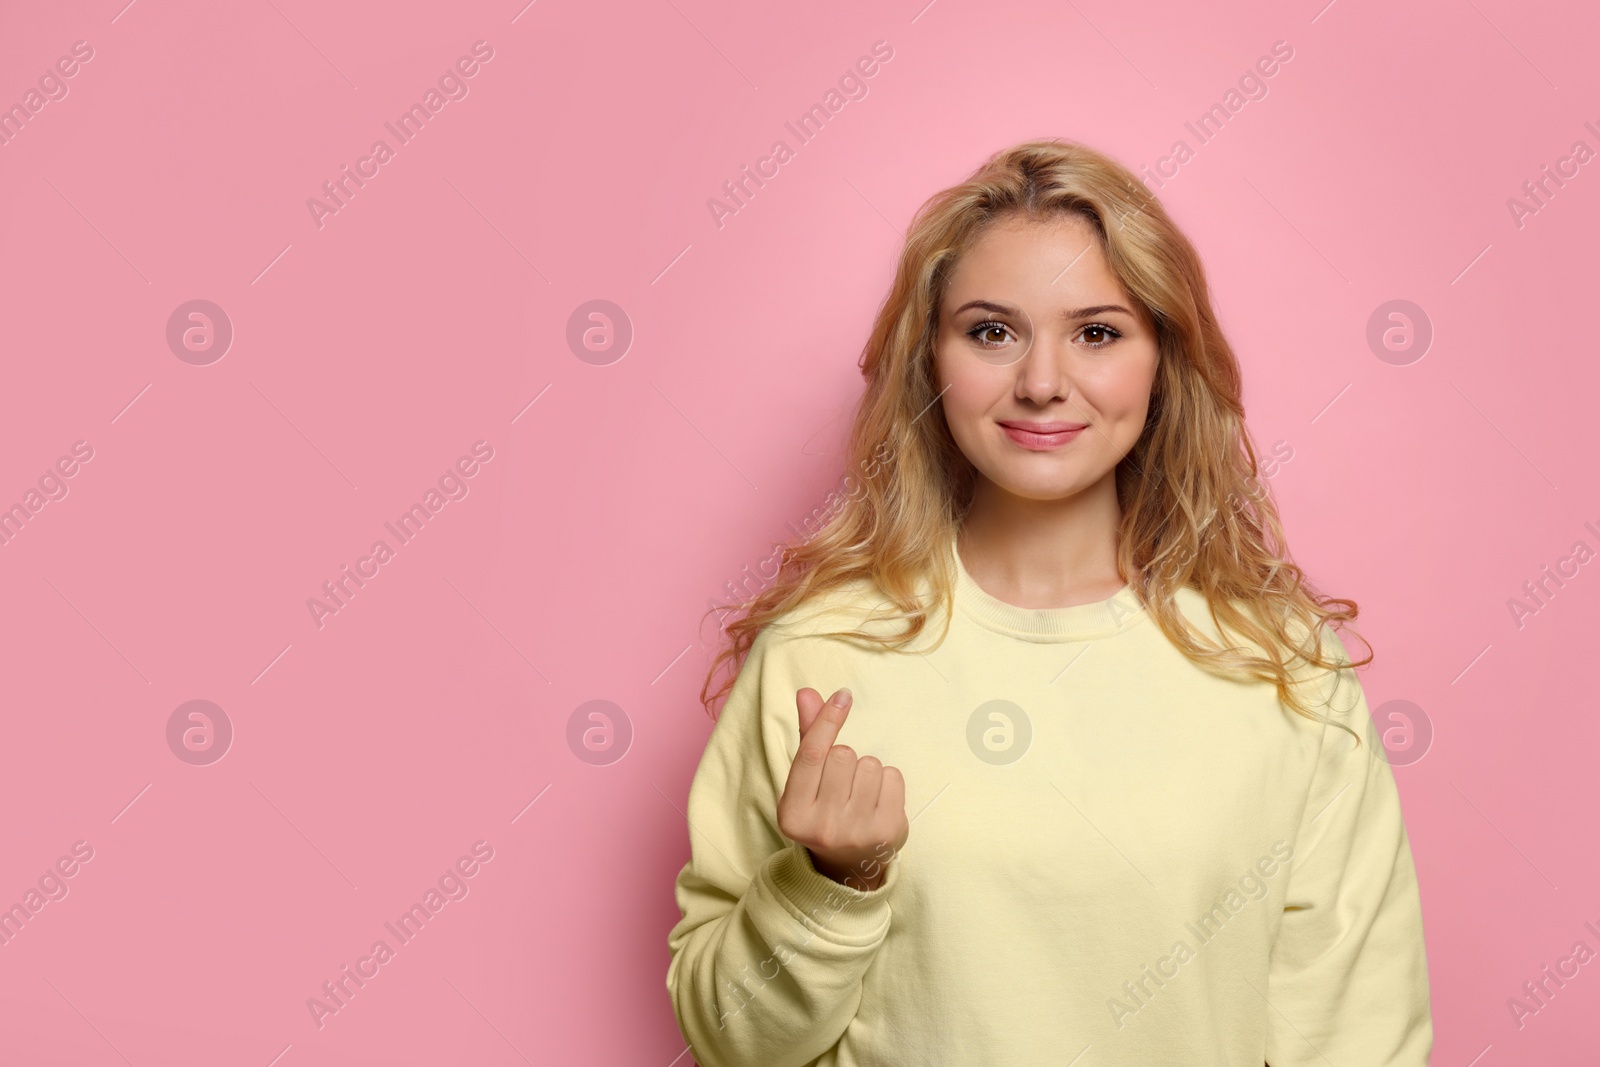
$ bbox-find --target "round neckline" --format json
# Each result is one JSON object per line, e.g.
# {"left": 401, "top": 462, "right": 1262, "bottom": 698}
{"left": 947, "top": 530, "right": 1148, "bottom": 643}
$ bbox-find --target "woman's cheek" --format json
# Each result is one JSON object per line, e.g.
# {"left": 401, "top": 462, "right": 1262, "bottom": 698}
{"left": 1090, "top": 366, "right": 1156, "bottom": 428}
{"left": 944, "top": 366, "right": 998, "bottom": 422}
{"left": 945, "top": 394, "right": 991, "bottom": 452}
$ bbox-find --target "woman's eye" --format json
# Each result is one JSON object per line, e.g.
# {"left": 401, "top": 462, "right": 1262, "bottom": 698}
{"left": 1078, "top": 323, "right": 1121, "bottom": 348}
{"left": 968, "top": 321, "right": 1013, "bottom": 348}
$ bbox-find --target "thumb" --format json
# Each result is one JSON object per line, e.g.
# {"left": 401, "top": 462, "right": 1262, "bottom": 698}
{"left": 798, "top": 687, "right": 852, "bottom": 739}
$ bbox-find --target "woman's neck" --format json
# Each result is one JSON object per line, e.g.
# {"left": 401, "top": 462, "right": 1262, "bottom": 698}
{"left": 957, "top": 476, "right": 1125, "bottom": 609}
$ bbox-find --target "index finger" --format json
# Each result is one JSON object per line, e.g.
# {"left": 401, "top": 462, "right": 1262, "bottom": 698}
{"left": 787, "top": 688, "right": 852, "bottom": 800}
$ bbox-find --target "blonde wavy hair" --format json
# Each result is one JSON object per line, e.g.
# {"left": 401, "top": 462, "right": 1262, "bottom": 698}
{"left": 699, "top": 137, "right": 1370, "bottom": 743}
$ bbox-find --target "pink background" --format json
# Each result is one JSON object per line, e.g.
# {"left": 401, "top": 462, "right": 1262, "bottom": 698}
{"left": 1, "top": 0, "right": 1597, "bottom": 1062}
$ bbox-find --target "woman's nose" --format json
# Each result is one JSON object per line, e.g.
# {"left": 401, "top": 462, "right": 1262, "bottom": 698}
{"left": 1015, "top": 334, "right": 1069, "bottom": 401}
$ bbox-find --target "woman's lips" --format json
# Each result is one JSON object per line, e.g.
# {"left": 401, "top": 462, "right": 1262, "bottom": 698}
{"left": 998, "top": 421, "right": 1088, "bottom": 450}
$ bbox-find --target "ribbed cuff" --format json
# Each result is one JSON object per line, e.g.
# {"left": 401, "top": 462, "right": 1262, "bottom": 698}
{"left": 763, "top": 842, "right": 900, "bottom": 942}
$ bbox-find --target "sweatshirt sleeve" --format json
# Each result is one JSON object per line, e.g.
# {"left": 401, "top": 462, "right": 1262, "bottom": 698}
{"left": 1264, "top": 632, "right": 1434, "bottom": 1066}
{"left": 666, "top": 626, "right": 903, "bottom": 1067}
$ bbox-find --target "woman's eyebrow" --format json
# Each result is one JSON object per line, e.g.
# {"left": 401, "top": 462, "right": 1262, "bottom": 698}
{"left": 1058, "top": 304, "right": 1135, "bottom": 320}
{"left": 949, "top": 299, "right": 1018, "bottom": 317}
{"left": 948, "top": 299, "right": 1136, "bottom": 319}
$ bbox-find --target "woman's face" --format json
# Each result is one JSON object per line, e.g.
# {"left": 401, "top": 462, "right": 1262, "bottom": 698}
{"left": 933, "top": 213, "right": 1160, "bottom": 503}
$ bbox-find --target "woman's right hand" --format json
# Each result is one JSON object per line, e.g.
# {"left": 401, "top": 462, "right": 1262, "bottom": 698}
{"left": 777, "top": 687, "right": 910, "bottom": 892}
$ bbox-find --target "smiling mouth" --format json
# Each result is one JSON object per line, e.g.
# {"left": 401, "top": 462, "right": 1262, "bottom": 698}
{"left": 997, "top": 420, "right": 1089, "bottom": 450}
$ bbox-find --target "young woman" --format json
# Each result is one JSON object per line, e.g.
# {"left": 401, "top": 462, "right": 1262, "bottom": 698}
{"left": 666, "top": 139, "right": 1432, "bottom": 1066}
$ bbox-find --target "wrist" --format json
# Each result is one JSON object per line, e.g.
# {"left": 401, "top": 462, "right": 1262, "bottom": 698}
{"left": 808, "top": 849, "right": 888, "bottom": 891}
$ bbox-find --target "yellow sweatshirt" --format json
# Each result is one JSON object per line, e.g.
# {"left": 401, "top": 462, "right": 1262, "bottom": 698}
{"left": 667, "top": 531, "right": 1433, "bottom": 1066}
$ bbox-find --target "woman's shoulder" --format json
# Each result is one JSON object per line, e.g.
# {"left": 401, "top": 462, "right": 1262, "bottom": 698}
{"left": 753, "top": 571, "right": 941, "bottom": 655}
{"left": 1167, "top": 583, "right": 1354, "bottom": 677}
